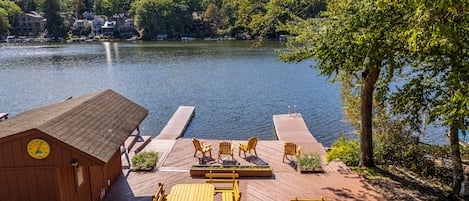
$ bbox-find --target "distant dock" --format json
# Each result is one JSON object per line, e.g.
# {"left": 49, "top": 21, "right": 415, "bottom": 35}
{"left": 156, "top": 106, "right": 195, "bottom": 140}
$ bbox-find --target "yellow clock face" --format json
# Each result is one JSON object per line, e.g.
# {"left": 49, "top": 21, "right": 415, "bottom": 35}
{"left": 27, "top": 139, "right": 51, "bottom": 159}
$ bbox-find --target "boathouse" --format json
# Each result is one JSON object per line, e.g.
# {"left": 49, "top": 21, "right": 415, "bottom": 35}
{"left": 0, "top": 89, "right": 148, "bottom": 201}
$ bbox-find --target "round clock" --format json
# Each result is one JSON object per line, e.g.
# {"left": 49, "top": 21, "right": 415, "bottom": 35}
{"left": 27, "top": 139, "right": 51, "bottom": 159}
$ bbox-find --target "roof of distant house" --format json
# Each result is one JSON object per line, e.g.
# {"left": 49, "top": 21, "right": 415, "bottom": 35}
{"left": 25, "top": 11, "right": 44, "bottom": 19}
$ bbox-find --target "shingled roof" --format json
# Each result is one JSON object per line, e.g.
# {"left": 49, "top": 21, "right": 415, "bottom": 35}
{"left": 0, "top": 89, "right": 148, "bottom": 163}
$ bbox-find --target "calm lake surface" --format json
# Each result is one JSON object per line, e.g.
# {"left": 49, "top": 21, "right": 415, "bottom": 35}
{"left": 0, "top": 41, "right": 445, "bottom": 146}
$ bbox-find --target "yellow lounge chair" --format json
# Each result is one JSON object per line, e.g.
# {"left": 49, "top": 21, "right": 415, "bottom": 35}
{"left": 283, "top": 142, "right": 301, "bottom": 162}
{"left": 218, "top": 141, "right": 234, "bottom": 163}
{"left": 152, "top": 182, "right": 167, "bottom": 201}
{"left": 239, "top": 136, "right": 258, "bottom": 158}
{"left": 192, "top": 138, "right": 213, "bottom": 162}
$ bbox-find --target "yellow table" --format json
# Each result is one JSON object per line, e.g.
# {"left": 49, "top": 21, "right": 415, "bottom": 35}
{"left": 167, "top": 183, "right": 215, "bottom": 201}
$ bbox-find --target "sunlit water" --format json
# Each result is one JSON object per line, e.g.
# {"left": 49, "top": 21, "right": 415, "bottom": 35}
{"left": 0, "top": 41, "right": 446, "bottom": 146}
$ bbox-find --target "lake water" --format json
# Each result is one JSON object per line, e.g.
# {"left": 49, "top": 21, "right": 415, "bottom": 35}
{"left": 0, "top": 41, "right": 446, "bottom": 146}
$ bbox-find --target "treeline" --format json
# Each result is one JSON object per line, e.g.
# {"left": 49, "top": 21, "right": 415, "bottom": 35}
{"left": 0, "top": 0, "right": 326, "bottom": 39}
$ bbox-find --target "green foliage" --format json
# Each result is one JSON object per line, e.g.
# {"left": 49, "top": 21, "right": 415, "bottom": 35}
{"left": 386, "top": 1, "right": 469, "bottom": 193}
{"left": 13, "top": 0, "right": 37, "bottom": 12}
{"left": 326, "top": 134, "right": 360, "bottom": 167}
{"left": 130, "top": 0, "right": 176, "bottom": 39}
{"left": 297, "top": 152, "right": 321, "bottom": 170}
{"left": 0, "top": 8, "right": 8, "bottom": 36}
{"left": 80, "top": 26, "right": 91, "bottom": 36}
{"left": 203, "top": 3, "right": 226, "bottom": 36}
{"left": 131, "top": 151, "right": 158, "bottom": 169}
{"left": 0, "top": 0, "right": 22, "bottom": 37}
{"left": 42, "top": 0, "right": 67, "bottom": 38}
{"left": 372, "top": 119, "right": 453, "bottom": 186}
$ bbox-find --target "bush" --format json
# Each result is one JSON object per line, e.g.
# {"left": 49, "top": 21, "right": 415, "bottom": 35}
{"left": 326, "top": 134, "right": 360, "bottom": 166}
{"left": 297, "top": 153, "right": 322, "bottom": 169}
{"left": 373, "top": 121, "right": 453, "bottom": 186}
{"left": 131, "top": 151, "right": 158, "bottom": 169}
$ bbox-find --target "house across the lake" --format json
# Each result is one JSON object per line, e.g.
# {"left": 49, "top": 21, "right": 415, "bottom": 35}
{"left": 0, "top": 89, "right": 148, "bottom": 201}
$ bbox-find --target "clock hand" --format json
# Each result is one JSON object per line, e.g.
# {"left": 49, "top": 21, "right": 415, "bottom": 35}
{"left": 36, "top": 142, "right": 43, "bottom": 154}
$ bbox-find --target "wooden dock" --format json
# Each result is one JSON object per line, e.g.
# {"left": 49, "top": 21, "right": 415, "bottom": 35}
{"left": 156, "top": 106, "right": 195, "bottom": 140}
{"left": 273, "top": 113, "right": 326, "bottom": 155}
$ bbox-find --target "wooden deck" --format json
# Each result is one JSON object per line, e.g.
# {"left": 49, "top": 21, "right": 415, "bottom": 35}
{"left": 107, "top": 138, "right": 384, "bottom": 201}
{"left": 106, "top": 112, "right": 384, "bottom": 201}
{"left": 156, "top": 106, "right": 195, "bottom": 140}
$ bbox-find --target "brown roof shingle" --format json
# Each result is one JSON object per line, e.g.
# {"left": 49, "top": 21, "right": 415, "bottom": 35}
{"left": 0, "top": 89, "right": 148, "bottom": 163}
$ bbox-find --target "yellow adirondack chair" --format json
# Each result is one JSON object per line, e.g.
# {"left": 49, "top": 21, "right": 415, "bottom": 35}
{"left": 239, "top": 136, "right": 258, "bottom": 158}
{"left": 192, "top": 138, "right": 212, "bottom": 162}
{"left": 152, "top": 182, "right": 167, "bottom": 201}
{"left": 218, "top": 141, "right": 234, "bottom": 163}
{"left": 283, "top": 142, "right": 301, "bottom": 162}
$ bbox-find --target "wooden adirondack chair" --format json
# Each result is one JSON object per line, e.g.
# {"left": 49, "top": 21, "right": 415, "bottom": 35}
{"left": 218, "top": 141, "right": 234, "bottom": 163}
{"left": 152, "top": 182, "right": 167, "bottom": 201}
{"left": 192, "top": 138, "right": 212, "bottom": 162}
{"left": 239, "top": 136, "right": 258, "bottom": 158}
{"left": 283, "top": 142, "right": 301, "bottom": 162}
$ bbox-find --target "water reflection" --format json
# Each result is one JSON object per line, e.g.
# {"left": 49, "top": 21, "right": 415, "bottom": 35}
{"left": 103, "top": 42, "right": 112, "bottom": 66}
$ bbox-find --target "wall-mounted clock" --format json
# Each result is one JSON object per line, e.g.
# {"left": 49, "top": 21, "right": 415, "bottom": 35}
{"left": 27, "top": 139, "right": 51, "bottom": 159}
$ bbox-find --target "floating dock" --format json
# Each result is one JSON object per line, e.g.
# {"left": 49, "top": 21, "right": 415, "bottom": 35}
{"left": 155, "top": 106, "right": 195, "bottom": 140}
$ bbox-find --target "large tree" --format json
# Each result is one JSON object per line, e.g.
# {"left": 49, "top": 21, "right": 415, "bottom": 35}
{"left": 203, "top": 3, "right": 226, "bottom": 36}
{"left": 277, "top": 0, "right": 409, "bottom": 166}
{"left": 42, "top": 0, "right": 67, "bottom": 39}
{"left": 0, "top": 0, "right": 22, "bottom": 37}
{"left": 390, "top": 0, "right": 469, "bottom": 194}
{"left": 130, "top": 0, "right": 175, "bottom": 39}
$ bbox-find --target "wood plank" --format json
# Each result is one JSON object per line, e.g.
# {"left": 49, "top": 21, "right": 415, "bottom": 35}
{"left": 156, "top": 106, "right": 195, "bottom": 140}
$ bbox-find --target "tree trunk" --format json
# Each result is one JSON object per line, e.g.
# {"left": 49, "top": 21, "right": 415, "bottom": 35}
{"left": 359, "top": 66, "right": 380, "bottom": 167}
{"left": 449, "top": 121, "right": 464, "bottom": 195}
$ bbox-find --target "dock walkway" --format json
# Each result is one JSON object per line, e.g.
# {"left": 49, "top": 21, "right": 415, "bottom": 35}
{"left": 156, "top": 106, "right": 195, "bottom": 140}
{"left": 273, "top": 113, "right": 326, "bottom": 157}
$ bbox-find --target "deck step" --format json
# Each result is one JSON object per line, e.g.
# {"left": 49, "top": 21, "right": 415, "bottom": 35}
{"left": 123, "top": 129, "right": 142, "bottom": 151}
{"left": 131, "top": 135, "right": 152, "bottom": 153}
